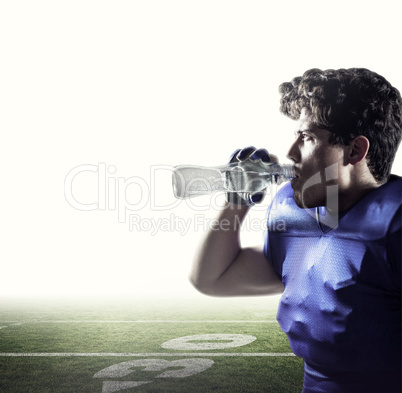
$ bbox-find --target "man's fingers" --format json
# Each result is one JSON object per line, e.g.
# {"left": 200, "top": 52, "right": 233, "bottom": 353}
{"left": 228, "top": 148, "right": 242, "bottom": 163}
{"left": 251, "top": 148, "right": 270, "bottom": 163}
{"left": 237, "top": 146, "right": 256, "bottom": 160}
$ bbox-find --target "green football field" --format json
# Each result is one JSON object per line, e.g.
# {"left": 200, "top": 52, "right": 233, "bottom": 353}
{"left": 0, "top": 295, "right": 304, "bottom": 393}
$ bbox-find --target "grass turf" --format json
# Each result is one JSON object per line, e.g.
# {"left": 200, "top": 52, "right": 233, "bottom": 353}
{"left": 0, "top": 295, "right": 304, "bottom": 393}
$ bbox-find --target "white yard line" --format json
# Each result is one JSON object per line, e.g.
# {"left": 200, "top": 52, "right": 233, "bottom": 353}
{"left": 0, "top": 352, "right": 295, "bottom": 357}
{"left": 0, "top": 322, "right": 26, "bottom": 329}
{"left": 0, "top": 320, "right": 278, "bottom": 323}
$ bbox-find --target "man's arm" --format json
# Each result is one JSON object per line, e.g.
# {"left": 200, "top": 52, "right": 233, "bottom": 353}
{"left": 189, "top": 202, "right": 284, "bottom": 297}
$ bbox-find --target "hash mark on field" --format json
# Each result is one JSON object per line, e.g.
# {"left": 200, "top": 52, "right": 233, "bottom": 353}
{"left": 0, "top": 352, "right": 295, "bottom": 357}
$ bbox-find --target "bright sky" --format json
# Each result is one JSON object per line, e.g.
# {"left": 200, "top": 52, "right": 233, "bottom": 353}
{"left": 1, "top": 1, "right": 401, "bottom": 297}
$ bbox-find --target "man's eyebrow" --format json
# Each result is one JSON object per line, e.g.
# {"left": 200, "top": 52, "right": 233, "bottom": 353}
{"left": 294, "top": 129, "right": 315, "bottom": 136}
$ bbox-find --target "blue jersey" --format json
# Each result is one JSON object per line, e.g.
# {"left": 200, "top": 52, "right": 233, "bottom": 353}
{"left": 264, "top": 176, "right": 401, "bottom": 393}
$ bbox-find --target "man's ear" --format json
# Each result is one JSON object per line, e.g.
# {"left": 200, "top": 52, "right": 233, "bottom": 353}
{"left": 348, "top": 136, "right": 370, "bottom": 165}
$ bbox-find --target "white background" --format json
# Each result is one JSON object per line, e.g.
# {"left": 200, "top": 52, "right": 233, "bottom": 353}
{"left": 1, "top": 0, "right": 401, "bottom": 298}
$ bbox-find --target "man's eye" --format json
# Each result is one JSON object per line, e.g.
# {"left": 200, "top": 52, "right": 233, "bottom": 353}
{"left": 294, "top": 131, "right": 313, "bottom": 141}
{"left": 301, "top": 133, "right": 312, "bottom": 141}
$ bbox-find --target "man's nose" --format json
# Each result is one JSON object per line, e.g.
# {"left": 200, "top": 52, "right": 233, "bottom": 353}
{"left": 286, "top": 140, "right": 300, "bottom": 162}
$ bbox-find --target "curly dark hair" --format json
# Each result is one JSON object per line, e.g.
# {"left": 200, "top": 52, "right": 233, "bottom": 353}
{"left": 279, "top": 68, "right": 402, "bottom": 182}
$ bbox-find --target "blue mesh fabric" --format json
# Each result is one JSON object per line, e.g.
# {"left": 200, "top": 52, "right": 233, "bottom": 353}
{"left": 264, "top": 176, "right": 401, "bottom": 392}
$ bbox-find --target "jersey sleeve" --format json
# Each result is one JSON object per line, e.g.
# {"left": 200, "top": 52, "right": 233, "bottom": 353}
{"left": 263, "top": 201, "right": 280, "bottom": 278}
{"left": 263, "top": 184, "right": 293, "bottom": 280}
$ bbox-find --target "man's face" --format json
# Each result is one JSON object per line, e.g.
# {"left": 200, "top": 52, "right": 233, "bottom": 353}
{"left": 287, "top": 110, "right": 347, "bottom": 209}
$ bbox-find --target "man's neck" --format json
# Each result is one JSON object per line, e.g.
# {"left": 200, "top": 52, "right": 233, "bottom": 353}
{"left": 337, "top": 178, "right": 384, "bottom": 213}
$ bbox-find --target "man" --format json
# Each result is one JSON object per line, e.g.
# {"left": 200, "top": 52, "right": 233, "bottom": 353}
{"left": 189, "top": 68, "right": 401, "bottom": 393}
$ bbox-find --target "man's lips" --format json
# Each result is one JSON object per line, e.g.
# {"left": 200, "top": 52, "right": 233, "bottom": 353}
{"left": 291, "top": 168, "right": 300, "bottom": 187}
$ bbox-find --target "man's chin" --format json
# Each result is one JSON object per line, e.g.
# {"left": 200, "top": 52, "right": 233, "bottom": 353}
{"left": 294, "top": 195, "right": 311, "bottom": 209}
{"left": 292, "top": 190, "right": 305, "bottom": 208}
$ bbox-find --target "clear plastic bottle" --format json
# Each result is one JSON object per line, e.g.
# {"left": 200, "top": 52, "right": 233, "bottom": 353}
{"left": 172, "top": 159, "right": 295, "bottom": 199}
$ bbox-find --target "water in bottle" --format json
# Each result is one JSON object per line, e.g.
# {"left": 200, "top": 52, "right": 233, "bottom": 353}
{"left": 172, "top": 159, "right": 295, "bottom": 199}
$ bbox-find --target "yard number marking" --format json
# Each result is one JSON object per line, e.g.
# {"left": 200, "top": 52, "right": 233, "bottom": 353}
{"left": 161, "top": 333, "right": 256, "bottom": 350}
{"left": 94, "top": 359, "right": 214, "bottom": 393}
{"left": 94, "top": 334, "right": 254, "bottom": 392}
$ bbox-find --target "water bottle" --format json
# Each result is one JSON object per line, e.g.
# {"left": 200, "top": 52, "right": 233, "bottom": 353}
{"left": 172, "top": 159, "right": 295, "bottom": 199}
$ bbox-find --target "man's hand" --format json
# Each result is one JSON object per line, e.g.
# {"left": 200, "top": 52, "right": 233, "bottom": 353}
{"left": 226, "top": 146, "right": 272, "bottom": 206}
